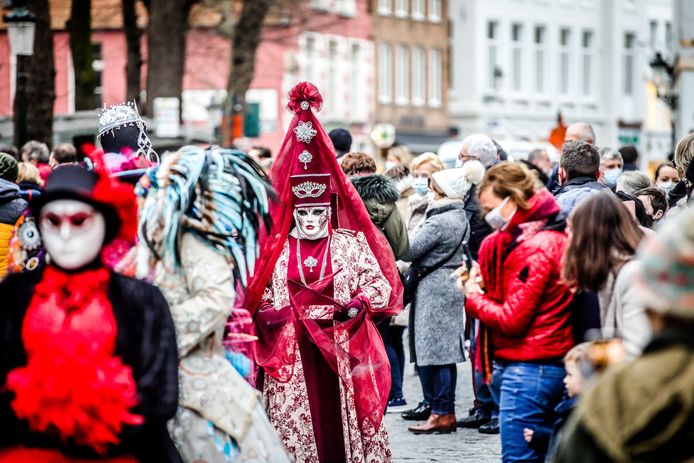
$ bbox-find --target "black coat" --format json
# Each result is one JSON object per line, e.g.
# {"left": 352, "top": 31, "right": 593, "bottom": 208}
{"left": 0, "top": 270, "right": 182, "bottom": 462}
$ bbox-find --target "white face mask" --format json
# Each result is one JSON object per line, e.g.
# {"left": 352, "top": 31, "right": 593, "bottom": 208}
{"left": 293, "top": 206, "right": 330, "bottom": 240}
{"left": 384, "top": 161, "right": 398, "bottom": 172}
{"left": 39, "top": 199, "right": 106, "bottom": 270}
{"left": 411, "top": 177, "right": 430, "bottom": 196}
{"left": 484, "top": 197, "right": 515, "bottom": 230}
{"left": 657, "top": 181, "right": 675, "bottom": 194}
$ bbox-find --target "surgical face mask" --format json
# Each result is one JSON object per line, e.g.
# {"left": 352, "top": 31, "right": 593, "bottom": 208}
{"left": 484, "top": 197, "right": 515, "bottom": 230}
{"left": 657, "top": 181, "right": 675, "bottom": 194}
{"left": 39, "top": 199, "right": 106, "bottom": 270}
{"left": 384, "top": 161, "right": 398, "bottom": 172}
{"left": 603, "top": 168, "right": 622, "bottom": 188}
{"left": 411, "top": 177, "right": 430, "bottom": 197}
{"left": 293, "top": 206, "right": 330, "bottom": 240}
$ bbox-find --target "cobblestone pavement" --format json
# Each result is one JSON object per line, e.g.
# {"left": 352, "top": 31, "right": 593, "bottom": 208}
{"left": 385, "top": 358, "right": 501, "bottom": 462}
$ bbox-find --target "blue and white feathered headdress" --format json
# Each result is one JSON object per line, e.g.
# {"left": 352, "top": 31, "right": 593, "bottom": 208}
{"left": 138, "top": 147, "right": 274, "bottom": 286}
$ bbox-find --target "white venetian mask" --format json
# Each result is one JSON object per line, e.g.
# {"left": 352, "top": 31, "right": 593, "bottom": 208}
{"left": 293, "top": 206, "right": 330, "bottom": 240}
{"left": 39, "top": 199, "right": 106, "bottom": 270}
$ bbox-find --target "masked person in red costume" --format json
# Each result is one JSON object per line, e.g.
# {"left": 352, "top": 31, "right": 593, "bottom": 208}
{"left": 0, "top": 165, "right": 180, "bottom": 462}
{"left": 248, "top": 83, "right": 403, "bottom": 463}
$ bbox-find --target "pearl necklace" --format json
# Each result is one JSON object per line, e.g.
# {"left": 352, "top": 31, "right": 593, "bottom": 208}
{"left": 296, "top": 235, "right": 331, "bottom": 287}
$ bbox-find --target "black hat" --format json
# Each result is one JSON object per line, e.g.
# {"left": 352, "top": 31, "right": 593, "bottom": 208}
{"left": 328, "top": 128, "right": 352, "bottom": 158}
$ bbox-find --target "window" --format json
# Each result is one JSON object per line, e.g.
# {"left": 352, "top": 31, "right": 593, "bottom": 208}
{"left": 396, "top": 45, "right": 409, "bottom": 104}
{"left": 510, "top": 24, "right": 523, "bottom": 92}
{"left": 412, "top": 0, "right": 425, "bottom": 20}
{"left": 581, "top": 30, "right": 594, "bottom": 97}
{"left": 623, "top": 32, "right": 635, "bottom": 96}
{"left": 327, "top": 40, "right": 338, "bottom": 114}
{"left": 429, "top": 48, "right": 442, "bottom": 106}
{"left": 92, "top": 42, "right": 104, "bottom": 108}
{"left": 534, "top": 26, "right": 547, "bottom": 94}
{"left": 558, "top": 28, "right": 571, "bottom": 96}
{"left": 304, "top": 36, "right": 315, "bottom": 82}
{"left": 412, "top": 47, "right": 425, "bottom": 105}
{"left": 649, "top": 20, "right": 658, "bottom": 49}
{"left": 665, "top": 21, "right": 672, "bottom": 51}
{"left": 395, "top": 0, "right": 408, "bottom": 17}
{"left": 350, "top": 43, "right": 362, "bottom": 118}
{"left": 487, "top": 21, "right": 500, "bottom": 90}
{"left": 378, "top": 43, "right": 393, "bottom": 103}
{"left": 378, "top": 0, "right": 391, "bottom": 15}
{"left": 428, "top": 0, "right": 441, "bottom": 22}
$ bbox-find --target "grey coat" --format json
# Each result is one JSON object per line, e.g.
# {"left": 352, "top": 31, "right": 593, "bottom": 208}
{"left": 402, "top": 199, "right": 469, "bottom": 366}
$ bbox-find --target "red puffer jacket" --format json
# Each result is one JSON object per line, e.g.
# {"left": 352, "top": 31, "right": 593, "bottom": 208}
{"left": 466, "top": 189, "right": 574, "bottom": 362}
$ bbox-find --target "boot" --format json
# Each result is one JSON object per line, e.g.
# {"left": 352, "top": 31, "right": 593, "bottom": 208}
{"left": 408, "top": 414, "right": 457, "bottom": 434}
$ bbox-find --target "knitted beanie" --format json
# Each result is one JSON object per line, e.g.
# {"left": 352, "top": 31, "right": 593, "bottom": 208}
{"left": 637, "top": 204, "right": 694, "bottom": 319}
{"left": 431, "top": 160, "right": 485, "bottom": 200}
{"left": 0, "top": 152, "right": 18, "bottom": 182}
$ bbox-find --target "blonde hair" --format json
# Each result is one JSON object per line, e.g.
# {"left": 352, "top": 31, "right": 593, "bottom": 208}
{"left": 478, "top": 161, "right": 538, "bottom": 210}
{"left": 564, "top": 342, "right": 591, "bottom": 365}
{"left": 387, "top": 145, "right": 414, "bottom": 166}
{"left": 17, "top": 162, "right": 42, "bottom": 185}
{"left": 674, "top": 133, "right": 694, "bottom": 177}
{"left": 410, "top": 152, "right": 445, "bottom": 174}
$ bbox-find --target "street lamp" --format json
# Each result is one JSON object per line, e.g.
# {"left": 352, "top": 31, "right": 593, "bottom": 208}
{"left": 649, "top": 51, "right": 678, "bottom": 155}
{"left": 4, "top": 4, "right": 37, "bottom": 148}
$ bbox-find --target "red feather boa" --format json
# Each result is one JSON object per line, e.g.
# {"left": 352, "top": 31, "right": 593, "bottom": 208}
{"left": 5, "top": 267, "right": 143, "bottom": 455}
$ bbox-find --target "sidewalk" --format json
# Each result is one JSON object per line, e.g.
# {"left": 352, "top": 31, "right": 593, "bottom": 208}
{"left": 385, "top": 351, "right": 501, "bottom": 462}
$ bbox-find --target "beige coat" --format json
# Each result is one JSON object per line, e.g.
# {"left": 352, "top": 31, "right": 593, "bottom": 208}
{"left": 597, "top": 259, "right": 651, "bottom": 357}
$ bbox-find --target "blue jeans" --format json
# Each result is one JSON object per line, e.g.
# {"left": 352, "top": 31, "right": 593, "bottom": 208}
{"left": 386, "top": 325, "right": 406, "bottom": 400}
{"left": 419, "top": 364, "right": 457, "bottom": 415}
{"left": 490, "top": 361, "right": 566, "bottom": 463}
{"left": 417, "top": 364, "right": 433, "bottom": 405}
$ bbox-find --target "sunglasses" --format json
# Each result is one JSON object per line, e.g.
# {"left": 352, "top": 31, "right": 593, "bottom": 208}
{"left": 40, "top": 211, "right": 96, "bottom": 233}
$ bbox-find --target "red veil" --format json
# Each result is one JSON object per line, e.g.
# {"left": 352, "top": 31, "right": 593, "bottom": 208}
{"left": 247, "top": 82, "right": 403, "bottom": 434}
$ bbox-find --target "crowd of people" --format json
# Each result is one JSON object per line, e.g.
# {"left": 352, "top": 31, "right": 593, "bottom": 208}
{"left": 0, "top": 82, "right": 693, "bottom": 463}
{"left": 336, "top": 120, "right": 694, "bottom": 462}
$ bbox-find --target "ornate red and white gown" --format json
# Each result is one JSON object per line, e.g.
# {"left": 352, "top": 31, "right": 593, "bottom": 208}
{"left": 259, "top": 229, "right": 393, "bottom": 463}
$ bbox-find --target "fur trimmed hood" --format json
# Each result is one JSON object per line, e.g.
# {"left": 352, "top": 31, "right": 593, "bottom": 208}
{"left": 350, "top": 174, "right": 400, "bottom": 205}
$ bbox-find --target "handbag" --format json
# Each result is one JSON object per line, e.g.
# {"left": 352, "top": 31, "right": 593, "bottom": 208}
{"left": 402, "top": 235, "right": 470, "bottom": 307}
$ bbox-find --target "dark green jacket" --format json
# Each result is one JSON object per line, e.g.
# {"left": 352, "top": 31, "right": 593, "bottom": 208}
{"left": 554, "top": 328, "right": 694, "bottom": 463}
{"left": 350, "top": 174, "right": 409, "bottom": 260}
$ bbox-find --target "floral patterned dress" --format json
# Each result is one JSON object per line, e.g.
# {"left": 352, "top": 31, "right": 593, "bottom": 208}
{"left": 259, "top": 229, "right": 393, "bottom": 463}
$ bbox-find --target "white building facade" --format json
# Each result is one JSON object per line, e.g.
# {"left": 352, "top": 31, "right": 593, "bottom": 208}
{"left": 449, "top": 0, "right": 674, "bottom": 165}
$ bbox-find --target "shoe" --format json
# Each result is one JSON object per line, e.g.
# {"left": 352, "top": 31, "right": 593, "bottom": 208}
{"left": 408, "top": 414, "right": 457, "bottom": 434}
{"left": 387, "top": 397, "right": 408, "bottom": 413}
{"left": 401, "top": 402, "right": 431, "bottom": 421}
{"left": 457, "top": 413, "right": 491, "bottom": 429}
{"left": 478, "top": 418, "right": 500, "bottom": 434}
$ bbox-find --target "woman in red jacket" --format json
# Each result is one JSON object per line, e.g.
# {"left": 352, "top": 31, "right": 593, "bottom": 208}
{"left": 463, "top": 162, "right": 574, "bottom": 463}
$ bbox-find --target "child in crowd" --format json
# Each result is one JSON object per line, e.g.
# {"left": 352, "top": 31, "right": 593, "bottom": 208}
{"left": 523, "top": 343, "right": 592, "bottom": 461}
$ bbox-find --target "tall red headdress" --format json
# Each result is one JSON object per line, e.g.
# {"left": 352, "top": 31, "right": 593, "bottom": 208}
{"left": 246, "top": 81, "right": 403, "bottom": 314}
{"left": 247, "top": 82, "right": 403, "bottom": 435}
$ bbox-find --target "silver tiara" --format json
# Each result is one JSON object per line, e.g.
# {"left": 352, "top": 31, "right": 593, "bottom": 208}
{"left": 292, "top": 181, "right": 327, "bottom": 198}
{"left": 97, "top": 101, "right": 146, "bottom": 139}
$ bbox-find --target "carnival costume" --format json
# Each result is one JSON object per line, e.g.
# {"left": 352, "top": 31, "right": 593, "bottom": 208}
{"left": 136, "top": 148, "right": 289, "bottom": 463}
{"left": 97, "top": 102, "right": 158, "bottom": 166}
{"left": 248, "top": 82, "right": 404, "bottom": 463}
{"left": 0, "top": 165, "right": 180, "bottom": 462}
